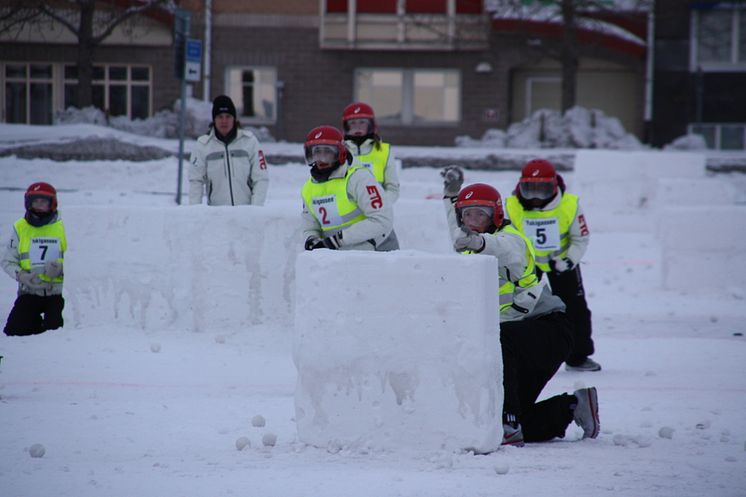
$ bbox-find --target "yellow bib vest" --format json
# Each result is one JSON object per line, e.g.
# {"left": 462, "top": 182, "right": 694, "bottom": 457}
{"left": 463, "top": 223, "right": 538, "bottom": 314}
{"left": 301, "top": 166, "right": 367, "bottom": 235}
{"left": 15, "top": 217, "right": 67, "bottom": 283}
{"left": 351, "top": 142, "right": 389, "bottom": 184}
{"left": 505, "top": 193, "right": 579, "bottom": 272}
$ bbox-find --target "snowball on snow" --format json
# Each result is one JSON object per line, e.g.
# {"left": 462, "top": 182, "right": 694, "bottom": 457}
{"left": 235, "top": 437, "right": 250, "bottom": 451}
{"left": 658, "top": 427, "right": 674, "bottom": 439}
{"left": 149, "top": 343, "right": 161, "bottom": 353}
{"left": 29, "top": 444, "right": 45, "bottom": 458}
{"left": 251, "top": 415, "right": 266, "bottom": 427}
{"left": 262, "top": 433, "right": 277, "bottom": 447}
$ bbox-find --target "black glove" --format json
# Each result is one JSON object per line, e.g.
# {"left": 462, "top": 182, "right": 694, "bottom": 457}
{"left": 549, "top": 257, "right": 575, "bottom": 273}
{"left": 440, "top": 165, "right": 464, "bottom": 197}
{"left": 321, "top": 233, "right": 343, "bottom": 250}
{"left": 304, "top": 236, "right": 324, "bottom": 251}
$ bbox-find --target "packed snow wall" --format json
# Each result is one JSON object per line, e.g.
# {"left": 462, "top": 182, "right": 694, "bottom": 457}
{"left": 60, "top": 205, "right": 303, "bottom": 332}
{"left": 24, "top": 201, "right": 452, "bottom": 332}
{"left": 293, "top": 250, "right": 503, "bottom": 453}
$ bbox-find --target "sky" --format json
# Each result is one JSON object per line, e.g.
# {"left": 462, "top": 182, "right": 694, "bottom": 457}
{"left": 1, "top": 123, "right": 746, "bottom": 497}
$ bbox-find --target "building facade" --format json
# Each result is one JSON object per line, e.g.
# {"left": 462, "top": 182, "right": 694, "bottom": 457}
{"left": 652, "top": 0, "right": 746, "bottom": 149}
{"left": 1, "top": 0, "right": 650, "bottom": 146}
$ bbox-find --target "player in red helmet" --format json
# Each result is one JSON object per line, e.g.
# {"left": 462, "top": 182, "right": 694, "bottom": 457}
{"left": 301, "top": 125, "right": 396, "bottom": 251}
{"left": 506, "top": 159, "right": 599, "bottom": 372}
{"left": 342, "top": 102, "right": 400, "bottom": 249}
{"left": 441, "top": 166, "right": 600, "bottom": 446}
{"left": 3, "top": 182, "right": 67, "bottom": 336}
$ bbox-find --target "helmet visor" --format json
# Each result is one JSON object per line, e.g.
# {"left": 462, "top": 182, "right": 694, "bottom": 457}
{"left": 344, "top": 118, "right": 372, "bottom": 136}
{"left": 27, "top": 195, "right": 52, "bottom": 212}
{"left": 306, "top": 144, "right": 339, "bottom": 165}
{"left": 519, "top": 181, "right": 555, "bottom": 200}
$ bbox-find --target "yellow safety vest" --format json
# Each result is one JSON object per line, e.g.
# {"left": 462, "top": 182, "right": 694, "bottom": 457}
{"left": 301, "top": 166, "right": 367, "bottom": 234}
{"left": 463, "top": 224, "right": 538, "bottom": 314}
{"left": 351, "top": 142, "right": 389, "bottom": 184}
{"left": 15, "top": 217, "right": 67, "bottom": 283}
{"left": 505, "top": 193, "right": 579, "bottom": 272}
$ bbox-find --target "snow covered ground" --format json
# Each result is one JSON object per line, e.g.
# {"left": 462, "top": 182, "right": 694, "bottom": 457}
{"left": 1, "top": 124, "right": 746, "bottom": 497}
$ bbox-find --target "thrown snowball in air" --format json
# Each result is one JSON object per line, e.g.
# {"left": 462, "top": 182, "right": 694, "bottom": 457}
{"left": 235, "top": 437, "right": 250, "bottom": 451}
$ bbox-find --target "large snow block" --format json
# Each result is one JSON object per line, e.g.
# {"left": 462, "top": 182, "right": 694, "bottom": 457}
{"left": 572, "top": 150, "right": 706, "bottom": 233}
{"left": 61, "top": 205, "right": 302, "bottom": 331}
{"left": 657, "top": 206, "right": 746, "bottom": 290}
{"left": 293, "top": 250, "right": 502, "bottom": 453}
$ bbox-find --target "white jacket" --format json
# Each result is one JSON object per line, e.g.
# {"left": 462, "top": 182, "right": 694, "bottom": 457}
{"left": 189, "top": 128, "right": 269, "bottom": 206}
{"left": 345, "top": 138, "right": 401, "bottom": 204}
{"left": 301, "top": 164, "right": 394, "bottom": 251}
{"left": 444, "top": 198, "right": 565, "bottom": 322}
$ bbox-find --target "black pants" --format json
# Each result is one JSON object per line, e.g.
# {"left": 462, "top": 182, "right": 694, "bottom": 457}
{"left": 4, "top": 294, "right": 64, "bottom": 336}
{"left": 541, "top": 265, "right": 594, "bottom": 365}
{"left": 501, "top": 311, "right": 575, "bottom": 442}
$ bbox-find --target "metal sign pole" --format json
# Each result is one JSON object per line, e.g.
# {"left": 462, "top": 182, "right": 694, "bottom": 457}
{"left": 174, "top": 9, "right": 191, "bottom": 205}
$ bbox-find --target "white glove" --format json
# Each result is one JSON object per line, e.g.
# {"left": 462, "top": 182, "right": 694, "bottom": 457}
{"left": 16, "top": 271, "right": 52, "bottom": 291}
{"left": 550, "top": 257, "right": 575, "bottom": 273}
{"left": 44, "top": 260, "right": 63, "bottom": 278}
{"left": 453, "top": 228, "right": 484, "bottom": 252}
{"left": 440, "top": 165, "right": 464, "bottom": 197}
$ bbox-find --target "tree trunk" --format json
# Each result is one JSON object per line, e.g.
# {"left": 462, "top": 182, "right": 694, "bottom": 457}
{"left": 76, "top": 0, "right": 95, "bottom": 109}
{"left": 560, "top": 0, "right": 579, "bottom": 112}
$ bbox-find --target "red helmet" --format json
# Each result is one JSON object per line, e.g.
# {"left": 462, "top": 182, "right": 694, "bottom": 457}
{"left": 518, "top": 159, "right": 558, "bottom": 200}
{"left": 304, "top": 125, "right": 348, "bottom": 166}
{"left": 455, "top": 183, "right": 504, "bottom": 228}
{"left": 25, "top": 182, "right": 58, "bottom": 213}
{"left": 342, "top": 102, "right": 378, "bottom": 136}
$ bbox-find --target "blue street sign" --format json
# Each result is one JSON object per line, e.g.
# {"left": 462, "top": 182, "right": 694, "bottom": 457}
{"left": 186, "top": 39, "right": 202, "bottom": 62}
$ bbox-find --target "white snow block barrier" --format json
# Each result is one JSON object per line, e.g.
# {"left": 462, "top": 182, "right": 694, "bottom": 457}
{"left": 572, "top": 150, "right": 706, "bottom": 232}
{"left": 61, "top": 205, "right": 302, "bottom": 331}
{"left": 293, "top": 250, "right": 503, "bottom": 453}
{"left": 657, "top": 206, "right": 746, "bottom": 291}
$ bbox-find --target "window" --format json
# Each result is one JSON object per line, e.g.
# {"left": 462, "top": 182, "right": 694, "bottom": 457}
{"left": 64, "top": 64, "right": 151, "bottom": 119}
{"left": 355, "top": 68, "right": 460, "bottom": 125}
{"left": 690, "top": 123, "right": 746, "bottom": 150}
{"left": 225, "top": 67, "right": 277, "bottom": 123}
{"left": 692, "top": 5, "right": 746, "bottom": 70}
{"left": 4, "top": 63, "right": 53, "bottom": 124}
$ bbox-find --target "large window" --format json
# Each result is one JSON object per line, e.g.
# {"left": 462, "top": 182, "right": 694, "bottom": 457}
{"left": 355, "top": 68, "right": 460, "bottom": 125}
{"left": 690, "top": 123, "right": 746, "bottom": 150}
{"left": 64, "top": 64, "right": 151, "bottom": 119}
{"left": 225, "top": 67, "right": 277, "bottom": 123}
{"left": 4, "top": 63, "right": 53, "bottom": 124}
{"left": 692, "top": 5, "right": 746, "bottom": 71}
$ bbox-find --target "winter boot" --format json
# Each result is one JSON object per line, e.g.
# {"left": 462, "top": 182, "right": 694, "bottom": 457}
{"left": 501, "top": 413, "right": 525, "bottom": 447}
{"left": 565, "top": 358, "right": 602, "bottom": 372}
{"left": 573, "top": 387, "right": 600, "bottom": 439}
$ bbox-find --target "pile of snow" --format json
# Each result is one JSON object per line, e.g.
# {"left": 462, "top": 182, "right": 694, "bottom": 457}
{"left": 455, "top": 107, "right": 646, "bottom": 150}
{"left": 664, "top": 133, "right": 708, "bottom": 151}
{"left": 54, "top": 98, "right": 276, "bottom": 142}
{"left": 294, "top": 251, "right": 502, "bottom": 453}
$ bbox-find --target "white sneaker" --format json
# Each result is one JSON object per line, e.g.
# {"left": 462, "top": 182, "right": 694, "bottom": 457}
{"left": 573, "top": 387, "right": 600, "bottom": 439}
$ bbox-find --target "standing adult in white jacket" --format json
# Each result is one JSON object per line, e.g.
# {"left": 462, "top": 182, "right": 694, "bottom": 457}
{"left": 301, "top": 125, "right": 395, "bottom": 252}
{"left": 189, "top": 95, "right": 269, "bottom": 206}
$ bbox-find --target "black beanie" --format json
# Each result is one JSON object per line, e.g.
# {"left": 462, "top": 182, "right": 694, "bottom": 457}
{"left": 212, "top": 95, "right": 237, "bottom": 120}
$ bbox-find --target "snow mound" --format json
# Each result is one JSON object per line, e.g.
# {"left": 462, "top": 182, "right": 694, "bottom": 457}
{"left": 0, "top": 137, "right": 172, "bottom": 162}
{"left": 54, "top": 99, "right": 276, "bottom": 142}
{"left": 455, "top": 107, "right": 646, "bottom": 150}
{"left": 664, "top": 134, "right": 708, "bottom": 151}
